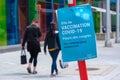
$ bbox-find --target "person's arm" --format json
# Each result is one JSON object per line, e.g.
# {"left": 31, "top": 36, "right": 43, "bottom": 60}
{"left": 44, "top": 33, "right": 48, "bottom": 54}
{"left": 56, "top": 33, "right": 61, "bottom": 50}
{"left": 22, "top": 28, "right": 28, "bottom": 49}
{"left": 38, "top": 27, "right": 42, "bottom": 37}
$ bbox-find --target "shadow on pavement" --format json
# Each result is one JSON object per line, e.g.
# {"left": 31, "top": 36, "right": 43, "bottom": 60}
{"left": 1, "top": 73, "right": 29, "bottom": 76}
{"left": 1, "top": 72, "right": 65, "bottom": 79}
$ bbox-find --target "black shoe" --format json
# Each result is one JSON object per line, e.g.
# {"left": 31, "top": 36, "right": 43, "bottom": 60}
{"left": 27, "top": 67, "right": 31, "bottom": 73}
{"left": 33, "top": 71, "right": 37, "bottom": 74}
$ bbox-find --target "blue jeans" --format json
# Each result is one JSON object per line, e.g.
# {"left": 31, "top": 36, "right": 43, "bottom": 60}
{"left": 49, "top": 49, "right": 59, "bottom": 74}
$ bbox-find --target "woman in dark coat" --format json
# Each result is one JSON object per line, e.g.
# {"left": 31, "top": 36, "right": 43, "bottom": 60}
{"left": 22, "top": 19, "right": 42, "bottom": 74}
{"left": 44, "top": 22, "right": 61, "bottom": 77}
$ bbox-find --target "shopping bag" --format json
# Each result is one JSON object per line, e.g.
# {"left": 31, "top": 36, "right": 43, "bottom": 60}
{"left": 21, "top": 50, "right": 27, "bottom": 64}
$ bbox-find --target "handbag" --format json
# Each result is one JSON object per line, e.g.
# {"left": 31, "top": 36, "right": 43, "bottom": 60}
{"left": 21, "top": 49, "right": 27, "bottom": 64}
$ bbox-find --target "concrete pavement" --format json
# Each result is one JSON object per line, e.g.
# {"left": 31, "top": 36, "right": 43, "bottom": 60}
{"left": 0, "top": 39, "right": 120, "bottom": 80}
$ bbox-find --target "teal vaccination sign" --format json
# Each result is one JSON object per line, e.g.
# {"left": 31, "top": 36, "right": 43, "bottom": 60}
{"left": 56, "top": 4, "right": 97, "bottom": 62}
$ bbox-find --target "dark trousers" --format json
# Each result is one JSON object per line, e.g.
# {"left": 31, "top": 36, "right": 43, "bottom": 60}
{"left": 49, "top": 49, "right": 59, "bottom": 74}
{"left": 29, "top": 51, "right": 39, "bottom": 67}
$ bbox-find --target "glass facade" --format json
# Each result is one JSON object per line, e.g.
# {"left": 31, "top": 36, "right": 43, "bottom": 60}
{"left": 28, "top": 0, "right": 38, "bottom": 23}
{"left": 18, "top": 0, "right": 29, "bottom": 42}
{"left": 6, "top": 0, "right": 19, "bottom": 45}
{"left": 0, "top": 0, "right": 7, "bottom": 46}
{"left": 0, "top": 0, "right": 116, "bottom": 46}
{"left": 111, "top": 2, "right": 116, "bottom": 32}
{"left": 37, "top": 0, "right": 65, "bottom": 40}
{"left": 77, "top": 0, "right": 102, "bottom": 33}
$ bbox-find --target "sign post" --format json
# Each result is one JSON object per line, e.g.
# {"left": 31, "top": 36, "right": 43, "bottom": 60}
{"left": 68, "top": 0, "right": 88, "bottom": 80}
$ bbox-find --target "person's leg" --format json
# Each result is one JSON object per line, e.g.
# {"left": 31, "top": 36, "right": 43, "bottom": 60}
{"left": 54, "top": 50, "right": 59, "bottom": 75}
{"left": 49, "top": 50, "right": 59, "bottom": 76}
{"left": 27, "top": 52, "right": 34, "bottom": 73}
{"left": 49, "top": 51, "right": 54, "bottom": 75}
{"left": 33, "top": 52, "right": 39, "bottom": 74}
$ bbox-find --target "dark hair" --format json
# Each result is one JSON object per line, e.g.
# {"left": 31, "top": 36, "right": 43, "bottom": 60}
{"left": 48, "top": 22, "right": 56, "bottom": 36}
{"left": 50, "top": 22, "right": 56, "bottom": 31}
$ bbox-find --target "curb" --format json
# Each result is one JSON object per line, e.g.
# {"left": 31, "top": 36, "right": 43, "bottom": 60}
{"left": 0, "top": 41, "right": 44, "bottom": 53}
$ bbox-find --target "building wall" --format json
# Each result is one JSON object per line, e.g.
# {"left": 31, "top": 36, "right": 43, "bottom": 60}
{"left": 0, "top": 0, "right": 19, "bottom": 46}
{"left": 102, "top": 0, "right": 116, "bottom": 32}
{"left": 6, "top": 0, "right": 19, "bottom": 45}
{"left": 0, "top": 0, "right": 65, "bottom": 46}
{"left": 28, "top": 0, "right": 38, "bottom": 24}
{"left": 0, "top": 0, "right": 7, "bottom": 46}
{"left": 18, "top": 0, "right": 29, "bottom": 43}
{"left": 1, "top": 0, "right": 115, "bottom": 46}
{"left": 37, "top": 0, "right": 65, "bottom": 40}
{"left": 77, "top": 0, "right": 101, "bottom": 33}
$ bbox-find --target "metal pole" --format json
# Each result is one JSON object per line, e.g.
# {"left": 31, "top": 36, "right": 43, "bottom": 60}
{"left": 102, "top": 0, "right": 106, "bottom": 33}
{"left": 115, "top": 0, "right": 120, "bottom": 43}
{"left": 119, "top": 5, "right": 120, "bottom": 38}
{"left": 105, "top": 0, "right": 112, "bottom": 47}
{"left": 100, "top": 12, "right": 103, "bottom": 33}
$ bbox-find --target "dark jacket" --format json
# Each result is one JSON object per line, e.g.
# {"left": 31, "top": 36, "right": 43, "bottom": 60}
{"left": 22, "top": 24, "right": 42, "bottom": 52}
{"left": 44, "top": 31, "right": 61, "bottom": 52}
